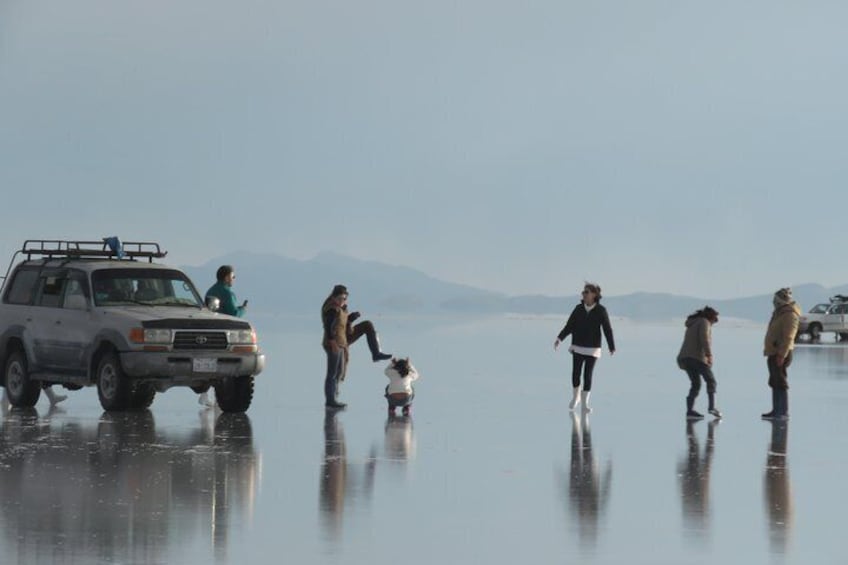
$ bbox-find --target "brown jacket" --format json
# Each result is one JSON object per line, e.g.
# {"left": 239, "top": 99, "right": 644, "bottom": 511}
{"left": 764, "top": 303, "right": 801, "bottom": 358}
{"left": 322, "top": 298, "right": 349, "bottom": 349}
{"left": 677, "top": 316, "right": 712, "bottom": 367}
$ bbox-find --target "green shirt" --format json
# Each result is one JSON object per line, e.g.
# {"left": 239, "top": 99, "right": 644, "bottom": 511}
{"left": 205, "top": 281, "right": 244, "bottom": 317}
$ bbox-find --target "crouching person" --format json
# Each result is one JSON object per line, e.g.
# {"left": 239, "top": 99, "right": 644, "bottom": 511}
{"left": 384, "top": 357, "right": 419, "bottom": 417}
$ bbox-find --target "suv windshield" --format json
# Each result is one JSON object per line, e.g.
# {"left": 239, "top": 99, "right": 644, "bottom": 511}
{"left": 92, "top": 268, "right": 202, "bottom": 307}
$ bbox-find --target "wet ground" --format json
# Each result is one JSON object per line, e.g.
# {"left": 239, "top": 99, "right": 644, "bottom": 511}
{"left": 1, "top": 316, "right": 846, "bottom": 564}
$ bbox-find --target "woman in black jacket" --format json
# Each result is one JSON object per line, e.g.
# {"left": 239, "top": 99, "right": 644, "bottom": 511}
{"left": 554, "top": 283, "right": 616, "bottom": 412}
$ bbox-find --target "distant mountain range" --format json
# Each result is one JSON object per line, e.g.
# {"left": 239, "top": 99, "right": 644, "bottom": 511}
{"left": 182, "top": 251, "right": 842, "bottom": 323}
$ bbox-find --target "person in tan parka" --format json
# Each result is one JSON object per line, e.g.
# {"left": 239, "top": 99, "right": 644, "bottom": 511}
{"left": 762, "top": 288, "right": 801, "bottom": 420}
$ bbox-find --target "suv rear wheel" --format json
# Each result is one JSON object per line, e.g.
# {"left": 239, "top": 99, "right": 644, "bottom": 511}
{"left": 4, "top": 350, "right": 41, "bottom": 407}
{"left": 97, "top": 352, "right": 132, "bottom": 411}
{"left": 215, "top": 375, "right": 254, "bottom": 413}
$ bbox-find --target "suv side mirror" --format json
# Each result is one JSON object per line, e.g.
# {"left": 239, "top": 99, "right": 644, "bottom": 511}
{"left": 205, "top": 296, "right": 220, "bottom": 312}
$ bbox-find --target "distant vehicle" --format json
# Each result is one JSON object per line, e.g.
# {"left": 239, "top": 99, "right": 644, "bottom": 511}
{"left": 797, "top": 295, "right": 848, "bottom": 341}
{"left": 0, "top": 239, "right": 265, "bottom": 412}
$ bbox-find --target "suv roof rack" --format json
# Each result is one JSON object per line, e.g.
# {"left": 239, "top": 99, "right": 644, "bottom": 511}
{"left": 19, "top": 239, "right": 167, "bottom": 262}
{"left": 830, "top": 294, "right": 848, "bottom": 303}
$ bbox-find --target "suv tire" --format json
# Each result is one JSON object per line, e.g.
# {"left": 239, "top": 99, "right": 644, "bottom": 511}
{"left": 129, "top": 383, "right": 156, "bottom": 410}
{"left": 4, "top": 350, "right": 41, "bottom": 408}
{"left": 809, "top": 323, "right": 822, "bottom": 340}
{"left": 96, "top": 352, "right": 132, "bottom": 411}
{"left": 215, "top": 375, "right": 254, "bottom": 413}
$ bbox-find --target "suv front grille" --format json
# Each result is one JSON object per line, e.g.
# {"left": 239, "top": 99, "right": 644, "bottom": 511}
{"left": 173, "top": 331, "right": 228, "bottom": 350}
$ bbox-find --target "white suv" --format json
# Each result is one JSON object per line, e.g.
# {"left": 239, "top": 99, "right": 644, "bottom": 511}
{"left": 798, "top": 296, "right": 848, "bottom": 341}
{"left": 0, "top": 240, "right": 265, "bottom": 412}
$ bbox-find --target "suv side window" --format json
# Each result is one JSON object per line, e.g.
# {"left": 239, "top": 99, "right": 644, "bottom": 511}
{"left": 3, "top": 268, "right": 39, "bottom": 305}
{"left": 62, "top": 272, "right": 89, "bottom": 310}
{"left": 35, "top": 273, "right": 66, "bottom": 308}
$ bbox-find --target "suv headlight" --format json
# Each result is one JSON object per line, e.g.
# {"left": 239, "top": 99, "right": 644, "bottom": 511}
{"left": 227, "top": 329, "right": 256, "bottom": 345}
{"left": 130, "top": 328, "right": 173, "bottom": 344}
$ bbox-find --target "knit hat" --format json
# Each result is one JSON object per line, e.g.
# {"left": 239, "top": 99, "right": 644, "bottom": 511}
{"left": 331, "top": 284, "right": 349, "bottom": 297}
{"left": 773, "top": 287, "right": 793, "bottom": 308}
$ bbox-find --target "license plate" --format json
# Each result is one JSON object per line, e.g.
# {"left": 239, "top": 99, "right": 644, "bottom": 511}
{"left": 192, "top": 358, "right": 218, "bottom": 373}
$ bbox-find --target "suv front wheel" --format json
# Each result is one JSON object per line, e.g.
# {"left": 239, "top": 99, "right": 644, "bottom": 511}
{"left": 4, "top": 350, "right": 41, "bottom": 408}
{"left": 97, "top": 352, "right": 132, "bottom": 411}
{"left": 215, "top": 376, "right": 254, "bottom": 413}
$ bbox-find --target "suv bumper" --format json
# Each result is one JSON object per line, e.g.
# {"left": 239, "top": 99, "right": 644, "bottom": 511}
{"left": 119, "top": 351, "right": 266, "bottom": 380}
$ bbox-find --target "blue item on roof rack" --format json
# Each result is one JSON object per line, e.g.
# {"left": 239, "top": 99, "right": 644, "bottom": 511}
{"left": 102, "top": 236, "right": 125, "bottom": 259}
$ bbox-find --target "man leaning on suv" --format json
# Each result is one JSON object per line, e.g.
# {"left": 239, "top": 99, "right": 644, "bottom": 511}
{"left": 205, "top": 265, "right": 247, "bottom": 318}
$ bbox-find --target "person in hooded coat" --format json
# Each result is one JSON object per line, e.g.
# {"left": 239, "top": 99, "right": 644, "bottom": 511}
{"left": 677, "top": 306, "right": 721, "bottom": 419}
{"left": 762, "top": 288, "right": 801, "bottom": 420}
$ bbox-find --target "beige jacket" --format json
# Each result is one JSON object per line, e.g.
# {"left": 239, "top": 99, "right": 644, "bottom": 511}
{"left": 764, "top": 303, "right": 801, "bottom": 358}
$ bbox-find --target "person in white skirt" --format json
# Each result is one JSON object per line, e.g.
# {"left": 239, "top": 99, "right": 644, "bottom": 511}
{"left": 554, "top": 283, "right": 616, "bottom": 413}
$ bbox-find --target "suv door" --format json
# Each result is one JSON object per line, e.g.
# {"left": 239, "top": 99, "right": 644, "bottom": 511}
{"left": 824, "top": 303, "right": 848, "bottom": 333}
{"left": 29, "top": 270, "right": 93, "bottom": 374}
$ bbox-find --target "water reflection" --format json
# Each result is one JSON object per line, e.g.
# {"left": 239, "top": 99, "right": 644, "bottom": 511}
{"left": 792, "top": 343, "right": 848, "bottom": 379}
{"left": 383, "top": 414, "right": 415, "bottom": 462}
{"left": 319, "top": 412, "right": 416, "bottom": 549}
{"left": 677, "top": 420, "right": 718, "bottom": 544}
{"left": 0, "top": 408, "right": 259, "bottom": 564}
{"left": 764, "top": 421, "right": 793, "bottom": 555}
{"left": 562, "top": 412, "right": 612, "bottom": 552}
{"left": 319, "top": 410, "right": 348, "bottom": 544}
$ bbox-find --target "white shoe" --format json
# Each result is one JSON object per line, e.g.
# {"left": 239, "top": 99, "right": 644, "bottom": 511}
{"left": 44, "top": 387, "right": 68, "bottom": 406}
{"left": 568, "top": 387, "right": 581, "bottom": 411}
{"left": 198, "top": 392, "right": 215, "bottom": 407}
{"left": 581, "top": 391, "right": 592, "bottom": 413}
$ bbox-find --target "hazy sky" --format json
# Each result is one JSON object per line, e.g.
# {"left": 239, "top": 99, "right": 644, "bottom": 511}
{"left": 1, "top": 0, "right": 846, "bottom": 298}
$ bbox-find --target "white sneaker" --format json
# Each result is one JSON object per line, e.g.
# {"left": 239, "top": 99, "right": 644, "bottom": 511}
{"left": 198, "top": 392, "right": 215, "bottom": 407}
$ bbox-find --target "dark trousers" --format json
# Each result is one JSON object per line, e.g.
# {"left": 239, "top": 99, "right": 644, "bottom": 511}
{"left": 681, "top": 357, "right": 717, "bottom": 398}
{"left": 324, "top": 347, "right": 346, "bottom": 403}
{"left": 767, "top": 352, "right": 792, "bottom": 390}
{"left": 572, "top": 353, "right": 597, "bottom": 391}
{"left": 348, "top": 320, "right": 374, "bottom": 345}
{"left": 384, "top": 386, "right": 415, "bottom": 408}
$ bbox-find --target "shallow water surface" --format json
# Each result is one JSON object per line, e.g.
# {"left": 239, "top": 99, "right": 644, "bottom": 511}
{"left": 0, "top": 317, "right": 845, "bottom": 564}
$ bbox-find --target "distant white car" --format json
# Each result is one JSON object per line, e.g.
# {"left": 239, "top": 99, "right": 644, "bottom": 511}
{"left": 798, "top": 296, "right": 848, "bottom": 341}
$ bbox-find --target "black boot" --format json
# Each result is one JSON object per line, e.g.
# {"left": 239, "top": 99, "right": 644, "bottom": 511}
{"left": 686, "top": 396, "right": 703, "bottom": 420}
{"left": 775, "top": 388, "right": 789, "bottom": 420}
{"left": 761, "top": 388, "right": 778, "bottom": 419}
{"left": 366, "top": 329, "right": 392, "bottom": 362}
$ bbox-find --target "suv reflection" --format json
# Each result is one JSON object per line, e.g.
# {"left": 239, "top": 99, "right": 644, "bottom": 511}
{"left": 0, "top": 410, "right": 260, "bottom": 563}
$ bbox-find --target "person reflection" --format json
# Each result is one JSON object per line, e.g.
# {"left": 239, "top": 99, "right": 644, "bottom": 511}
{"left": 384, "top": 414, "right": 416, "bottom": 462}
{"left": 764, "top": 421, "right": 793, "bottom": 554}
{"left": 320, "top": 410, "right": 347, "bottom": 543}
{"left": 677, "top": 419, "right": 718, "bottom": 544}
{"left": 565, "top": 412, "right": 612, "bottom": 551}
